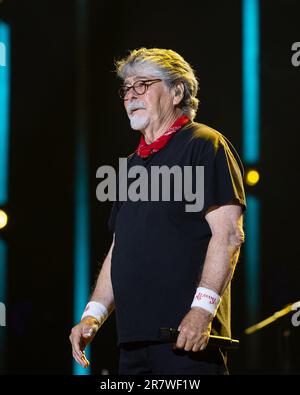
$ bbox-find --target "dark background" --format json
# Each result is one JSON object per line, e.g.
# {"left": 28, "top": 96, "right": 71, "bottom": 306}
{"left": 0, "top": 0, "right": 299, "bottom": 374}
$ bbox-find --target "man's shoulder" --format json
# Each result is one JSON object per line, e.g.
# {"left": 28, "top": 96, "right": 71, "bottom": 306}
{"left": 183, "top": 121, "right": 227, "bottom": 152}
{"left": 186, "top": 122, "right": 245, "bottom": 177}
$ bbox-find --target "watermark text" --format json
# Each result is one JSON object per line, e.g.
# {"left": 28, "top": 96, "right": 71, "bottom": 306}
{"left": 0, "top": 302, "right": 6, "bottom": 326}
{"left": 291, "top": 42, "right": 300, "bottom": 67}
{"left": 96, "top": 158, "right": 205, "bottom": 212}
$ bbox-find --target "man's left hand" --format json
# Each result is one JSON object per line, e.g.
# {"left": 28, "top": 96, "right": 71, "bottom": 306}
{"left": 173, "top": 307, "right": 213, "bottom": 352}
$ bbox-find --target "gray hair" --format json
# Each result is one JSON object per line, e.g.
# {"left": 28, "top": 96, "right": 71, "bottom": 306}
{"left": 115, "top": 48, "right": 199, "bottom": 120}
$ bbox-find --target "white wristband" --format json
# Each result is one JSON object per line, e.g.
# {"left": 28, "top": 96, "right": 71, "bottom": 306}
{"left": 81, "top": 301, "right": 109, "bottom": 325}
{"left": 191, "top": 287, "right": 221, "bottom": 316}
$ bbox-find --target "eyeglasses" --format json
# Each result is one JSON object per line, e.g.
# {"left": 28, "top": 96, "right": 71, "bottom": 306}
{"left": 119, "top": 79, "right": 162, "bottom": 100}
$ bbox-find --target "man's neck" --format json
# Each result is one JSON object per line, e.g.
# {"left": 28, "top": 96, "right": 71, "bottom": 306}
{"left": 142, "top": 110, "right": 183, "bottom": 144}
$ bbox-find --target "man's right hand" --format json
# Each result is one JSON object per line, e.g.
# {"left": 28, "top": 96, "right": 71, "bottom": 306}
{"left": 69, "top": 316, "right": 100, "bottom": 368}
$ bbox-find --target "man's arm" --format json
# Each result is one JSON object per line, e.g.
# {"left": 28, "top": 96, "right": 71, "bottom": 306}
{"left": 198, "top": 203, "right": 245, "bottom": 294}
{"left": 174, "top": 204, "right": 245, "bottom": 352}
{"left": 69, "top": 235, "right": 115, "bottom": 368}
{"left": 88, "top": 234, "right": 115, "bottom": 315}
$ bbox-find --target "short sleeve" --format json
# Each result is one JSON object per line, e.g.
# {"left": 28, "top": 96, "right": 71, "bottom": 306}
{"left": 201, "top": 136, "right": 246, "bottom": 215}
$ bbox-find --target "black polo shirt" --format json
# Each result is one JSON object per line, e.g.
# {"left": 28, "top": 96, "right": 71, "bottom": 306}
{"left": 108, "top": 121, "right": 246, "bottom": 346}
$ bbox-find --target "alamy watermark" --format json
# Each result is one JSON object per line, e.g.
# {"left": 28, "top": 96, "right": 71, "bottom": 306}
{"left": 291, "top": 301, "right": 300, "bottom": 327}
{"left": 96, "top": 158, "right": 204, "bottom": 212}
{"left": 291, "top": 42, "right": 300, "bottom": 67}
{"left": 0, "top": 42, "right": 6, "bottom": 67}
{"left": 0, "top": 302, "right": 6, "bottom": 326}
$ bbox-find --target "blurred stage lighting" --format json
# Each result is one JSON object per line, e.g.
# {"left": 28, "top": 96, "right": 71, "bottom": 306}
{"left": 246, "top": 169, "right": 260, "bottom": 186}
{"left": 0, "top": 209, "right": 8, "bottom": 229}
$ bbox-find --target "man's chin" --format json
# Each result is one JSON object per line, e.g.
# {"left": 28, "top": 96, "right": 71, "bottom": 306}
{"left": 129, "top": 117, "right": 149, "bottom": 131}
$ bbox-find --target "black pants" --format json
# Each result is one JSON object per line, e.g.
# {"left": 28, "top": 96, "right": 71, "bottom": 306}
{"left": 118, "top": 341, "right": 228, "bottom": 375}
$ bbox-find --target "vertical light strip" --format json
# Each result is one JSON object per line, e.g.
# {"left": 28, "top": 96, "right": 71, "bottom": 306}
{"left": 0, "top": 20, "right": 10, "bottom": 373}
{"left": 73, "top": 136, "right": 91, "bottom": 375}
{"left": 242, "top": 0, "right": 261, "bottom": 371}
{"left": 242, "top": 0, "right": 261, "bottom": 320}
{"left": 73, "top": 0, "right": 91, "bottom": 375}
{"left": 242, "top": 0, "right": 260, "bottom": 164}
{"left": 0, "top": 21, "right": 10, "bottom": 205}
{"left": 244, "top": 195, "right": 260, "bottom": 323}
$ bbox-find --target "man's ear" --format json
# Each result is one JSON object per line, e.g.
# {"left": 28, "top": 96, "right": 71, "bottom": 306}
{"left": 172, "top": 82, "right": 184, "bottom": 105}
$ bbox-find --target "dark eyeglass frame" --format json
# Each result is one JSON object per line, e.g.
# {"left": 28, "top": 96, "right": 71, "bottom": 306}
{"left": 119, "top": 79, "right": 162, "bottom": 100}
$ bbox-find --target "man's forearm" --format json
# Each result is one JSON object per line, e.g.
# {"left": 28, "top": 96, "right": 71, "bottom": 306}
{"left": 89, "top": 237, "right": 115, "bottom": 316}
{"left": 198, "top": 234, "right": 241, "bottom": 296}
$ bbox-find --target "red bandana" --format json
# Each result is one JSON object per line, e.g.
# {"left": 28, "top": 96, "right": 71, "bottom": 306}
{"left": 135, "top": 115, "right": 190, "bottom": 158}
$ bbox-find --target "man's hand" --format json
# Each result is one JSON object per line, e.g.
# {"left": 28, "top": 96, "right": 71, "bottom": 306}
{"left": 173, "top": 307, "right": 213, "bottom": 352}
{"left": 69, "top": 316, "right": 100, "bottom": 368}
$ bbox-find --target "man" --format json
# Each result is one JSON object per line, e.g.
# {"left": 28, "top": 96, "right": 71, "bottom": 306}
{"left": 69, "top": 48, "right": 246, "bottom": 375}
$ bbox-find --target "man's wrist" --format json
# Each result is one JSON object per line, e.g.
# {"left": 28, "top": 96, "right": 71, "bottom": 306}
{"left": 191, "top": 286, "right": 221, "bottom": 317}
{"left": 81, "top": 315, "right": 101, "bottom": 325}
{"left": 81, "top": 301, "right": 109, "bottom": 325}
